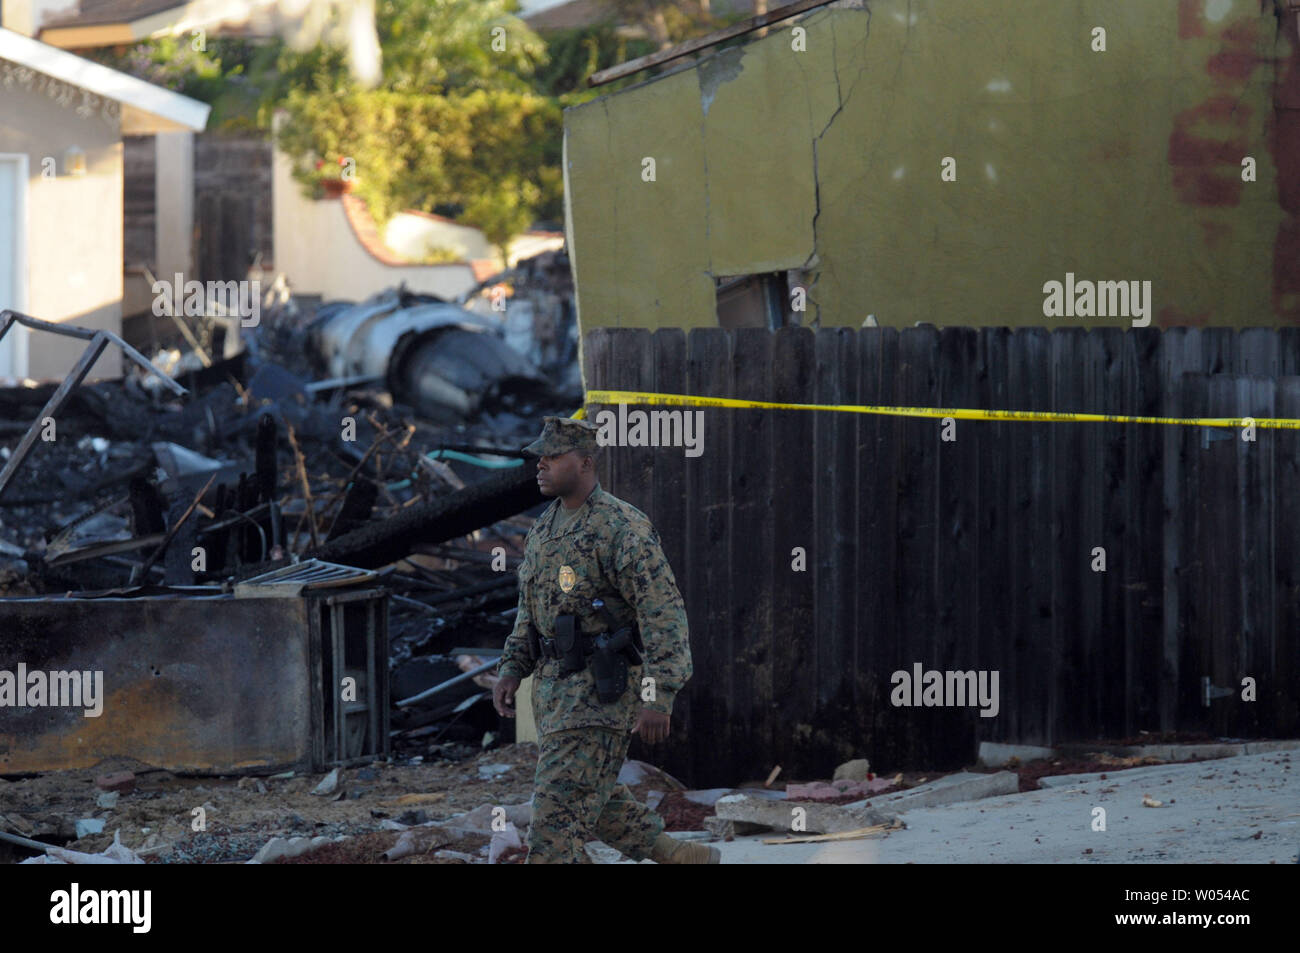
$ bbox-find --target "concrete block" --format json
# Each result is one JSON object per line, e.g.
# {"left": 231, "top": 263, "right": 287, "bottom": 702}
{"left": 1173, "top": 744, "right": 1248, "bottom": 761}
{"left": 848, "top": 771, "right": 1019, "bottom": 813}
{"left": 1136, "top": 745, "right": 1176, "bottom": 760}
{"left": 702, "top": 816, "right": 733, "bottom": 837}
{"left": 1050, "top": 740, "right": 1300, "bottom": 766}
{"left": 715, "top": 793, "right": 895, "bottom": 834}
{"left": 703, "top": 817, "right": 734, "bottom": 839}
{"left": 978, "top": 742, "right": 1055, "bottom": 767}
{"left": 1060, "top": 740, "right": 1299, "bottom": 762}
{"left": 704, "top": 815, "right": 767, "bottom": 837}
{"left": 833, "top": 758, "right": 871, "bottom": 781}
{"left": 1244, "top": 740, "right": 1300, "bottom": 755}
{"left": 94, "top": 771, "right": 136, "bottom": 794}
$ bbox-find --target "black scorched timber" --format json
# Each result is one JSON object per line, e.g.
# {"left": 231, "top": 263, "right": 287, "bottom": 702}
{"left": 304, "top": 463, "right": 543, "bottom": 570}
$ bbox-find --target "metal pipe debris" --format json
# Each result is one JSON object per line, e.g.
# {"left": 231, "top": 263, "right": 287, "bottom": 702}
{"left": 396, "top": 658, "right": 498, "bottom": 707}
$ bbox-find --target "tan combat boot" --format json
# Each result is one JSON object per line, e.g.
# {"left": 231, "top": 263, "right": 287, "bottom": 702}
{"left": 651, "top": 833, "right": 721, "bottom": 864}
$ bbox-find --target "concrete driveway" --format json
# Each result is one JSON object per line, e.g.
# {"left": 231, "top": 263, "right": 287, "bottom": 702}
{"left": 714, "top": 750, "right": 1298, "bottom": 864}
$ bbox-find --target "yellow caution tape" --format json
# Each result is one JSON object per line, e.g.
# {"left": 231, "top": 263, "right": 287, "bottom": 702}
{"left": 583, "top": 389, "right": 1300, "bottom": 430}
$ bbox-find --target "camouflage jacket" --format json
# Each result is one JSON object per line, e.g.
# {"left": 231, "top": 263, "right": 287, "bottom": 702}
{"left": 498, "top": 483, "right": 692, "bottom": 736}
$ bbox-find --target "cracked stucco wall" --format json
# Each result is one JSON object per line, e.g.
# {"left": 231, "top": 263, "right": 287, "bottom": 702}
{"left": 563, "top": 0, "right": 1292, "bottom": 333}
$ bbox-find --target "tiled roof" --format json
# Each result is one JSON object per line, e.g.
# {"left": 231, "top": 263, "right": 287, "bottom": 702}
{"left": 340, "top": 193, "right": 411, "bottom": 266}
{"left": 41, "top": 0, "right": 184, "bottom": 30}
{"left": 341, "top": 194, "right": 485, "bottom": 271}
{"left": 523, "top": 0, "right": 614, "bottom": 32}
{"left": 400, "top": 208, "right": 464, "bottom": 227}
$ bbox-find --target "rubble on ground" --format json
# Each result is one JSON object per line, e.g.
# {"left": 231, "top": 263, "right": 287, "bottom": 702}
{"left": 0, "top": 270, "right": 581, "bottom": 862}
{"left": 0, "top": 269, "right": 581, "bottom": 750}
{"left": 0, "top": 743, "right": 539, "bottom": 864}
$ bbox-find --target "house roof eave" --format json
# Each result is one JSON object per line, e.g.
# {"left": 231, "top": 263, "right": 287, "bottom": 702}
{"left": 0, "top": 26, "right": 210, "bottom": 133}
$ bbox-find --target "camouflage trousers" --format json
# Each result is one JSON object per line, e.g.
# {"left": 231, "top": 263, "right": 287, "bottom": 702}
{"left": 526, "top": 726, "right": 664, "bottom": 864}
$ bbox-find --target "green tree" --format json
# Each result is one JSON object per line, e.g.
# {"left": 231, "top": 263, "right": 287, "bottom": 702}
{"left": 276, "top": 87, "right": 562, "bottom": 259}
{"left": 373, "top": 0, "right": 546, "bottom": 92}
{"left": 599, "top": 0, "right": 720, "bottom": 49}
{"left": 272, "top": 0, "right": 565, "bottom": 256}
{"left": 84, "top": 35, "right": 281, "bottom": 131}
{"left": 88, "top": 0, "right": 728, "bottom": 257}
{"left": 530, "top": 24, "right": 656, "bottom": 99}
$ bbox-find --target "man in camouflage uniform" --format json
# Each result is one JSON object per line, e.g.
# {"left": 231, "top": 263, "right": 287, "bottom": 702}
{"left": 493, "top": 416, "right": 717, "bottom": 864}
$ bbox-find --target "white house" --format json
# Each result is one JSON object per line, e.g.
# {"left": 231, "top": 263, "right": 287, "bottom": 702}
{"left": 0, "top": 25, "right": 209, "bottom": 381}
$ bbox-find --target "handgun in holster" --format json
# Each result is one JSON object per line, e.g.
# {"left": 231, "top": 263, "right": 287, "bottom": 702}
{"left": 589, "top": 599, "right": 643, "bottom": 704}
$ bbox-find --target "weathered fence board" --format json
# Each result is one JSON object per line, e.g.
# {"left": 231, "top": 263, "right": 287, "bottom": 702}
{"left": 584, "top": 325, "right": 1300, "bottom": 785}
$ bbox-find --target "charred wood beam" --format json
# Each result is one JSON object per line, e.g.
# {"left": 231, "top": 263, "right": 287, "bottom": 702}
{"left": 423, "top": 575, "right": 518, "bottom": 606}
{"left": 326, "top": 477, "right": 378, "bottom": 542}
{"left": 255, "top": 413, "right": 278, "bottom": 504}
{"left": 236, "top": 473, "right": 259, "bottom": 562}
{"left": 303, "top": 465, "right": 543, "bottom": 570}
{"left": 130, "top": 474, "right": 215, "bottom": 584}
{"left": 129, "top": 475, "right": 167, "bottom": 536}
{"left": 413, "top": 543, "right": 524, "bottom": 570}
{"left": 41, "top": 532, "right": 167, "bottom": 568}
{"left": 391, "top": 593, "right": 440, "bottom": 614}
{"left": 388, "top": 571, "right": 448, "bottom": 592}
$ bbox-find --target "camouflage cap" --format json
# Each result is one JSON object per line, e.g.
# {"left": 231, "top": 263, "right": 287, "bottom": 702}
{"left": 523, "top": 416, "right": 601, "bottom": 456}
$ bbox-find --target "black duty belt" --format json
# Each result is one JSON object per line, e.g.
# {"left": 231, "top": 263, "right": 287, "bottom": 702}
{"left": 534, "top": 613, "right": 644, "bottom": 702}
{"left": 537, "top": 633, "right": 592, "bottom": 660}
{"left": 540, "top": 614, "right": 594, "bottom": 673}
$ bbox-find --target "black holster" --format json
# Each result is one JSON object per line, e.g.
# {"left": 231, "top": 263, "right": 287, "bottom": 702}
{"left": 526, "top": 622, "right": 541, "bottom": 663}
{"left": 591, "top": 626, "right": 643, "bottom": 704}
{"left": 590, "top": 629, "right": 629, "bottom": 704}
{"left": 554, "top": 615, "right": 586, "bottom": 675}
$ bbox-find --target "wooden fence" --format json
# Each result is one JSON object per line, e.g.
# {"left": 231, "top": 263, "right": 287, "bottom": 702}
{"left": 583, "top": 325, "right": 1300, "bottom": 786}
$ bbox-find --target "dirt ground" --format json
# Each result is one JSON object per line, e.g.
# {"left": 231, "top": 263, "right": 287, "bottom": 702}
{"left": 0, "top": 742, "right": 540, "bottom": 864}
{"left": 1011, "top": 752, "right": 1174, "bottom": 792}
{"left": 3, "top": 734, "right": 1249, "bottom": 863}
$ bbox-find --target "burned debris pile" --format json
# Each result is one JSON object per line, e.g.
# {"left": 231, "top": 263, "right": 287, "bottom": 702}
{"left": 0, "top": 329, "right": 555, "bottom": 593}
{"left": 0, "top": 274, "right": 575, "bottom": 780}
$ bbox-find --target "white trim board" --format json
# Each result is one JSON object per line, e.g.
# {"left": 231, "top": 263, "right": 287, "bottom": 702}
{"left": 0, "top": 27, "right": 209, "bottom": 133}
{"left": 0, "top": 152, "right": 30, "bottom": 380}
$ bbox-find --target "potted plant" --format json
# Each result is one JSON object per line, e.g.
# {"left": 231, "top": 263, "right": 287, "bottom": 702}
{"left": 314, "top": 155, "right": 360, "bottom": 198}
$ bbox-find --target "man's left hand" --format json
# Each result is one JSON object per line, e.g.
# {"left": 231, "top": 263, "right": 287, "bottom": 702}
{"left": 632, "top": 708, "right": 671, "bottom": 744}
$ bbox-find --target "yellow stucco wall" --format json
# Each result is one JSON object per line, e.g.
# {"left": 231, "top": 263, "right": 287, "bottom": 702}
{"left": 564, "top": 0, "right": 1294, "bottom": 333}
